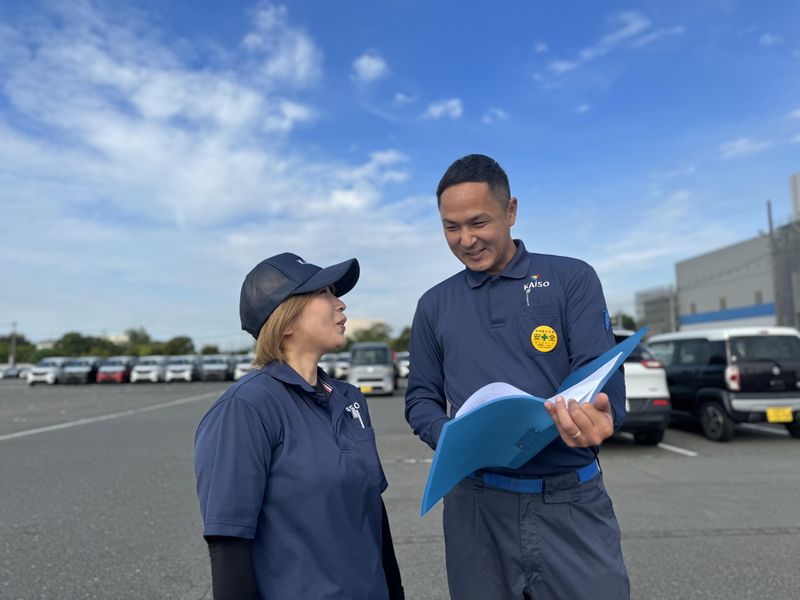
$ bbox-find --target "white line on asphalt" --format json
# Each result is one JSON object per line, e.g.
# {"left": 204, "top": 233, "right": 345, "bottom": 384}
{"left": 739, "top": 423, "right": 789, "bottom": 436}
{"left": 0, "top": 391, "right": 218, "bottom": 442}
{"left": 617, "top": 431, "right": 699, "bottom": 457}
{"left": 656, "top": 442, "right": 699, "bottom": 457}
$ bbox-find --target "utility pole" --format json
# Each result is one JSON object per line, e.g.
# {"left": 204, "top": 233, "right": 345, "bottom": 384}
{"left": 9, "top": 321, "right": 17, "bottom": 367}
{"left": 767, "top": 200, "right": 794, "bottom": 327}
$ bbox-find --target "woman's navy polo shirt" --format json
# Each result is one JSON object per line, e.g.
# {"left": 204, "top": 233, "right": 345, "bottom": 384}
{"left": 194, "top": 362, "right": 389, "bottom": 599}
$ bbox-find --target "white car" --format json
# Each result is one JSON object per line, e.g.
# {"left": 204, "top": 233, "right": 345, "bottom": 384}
{"left": 395, "top": 351, "right": 410, "bottom": 378}
{"left": 233, "top": 354, "right": 256, "bottom": 381}
{"left": 165, "top": 355, "right": 202, "bottom": 382}
{"left": 334, "top": 352, "right": 351, "bottom": 379}
{"left": 131, "top": 356, "right": 169, "bottom": 383}
{"left": 27, "top": 357, "right": 70, "bottom": 385}
{"left": 614, "top": 330, "right": 671, "bottom": 445}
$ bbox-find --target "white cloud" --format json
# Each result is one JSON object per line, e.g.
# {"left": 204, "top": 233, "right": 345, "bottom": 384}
{"left": 534, "top": 41, "right": 548, "bottom": 53}
{"left": 0, "top": 0, "right": 452, "bottom": 344}
{"left": 393, "top": 92, "right": 417, "bottom": 106}
{"left": 482, "top": 107, "right": 509, "bottom": 124}
{"left": 548, "top": 11, "right": 685, "bottom": 75}
{"left": 719, "top": 137, "right": 772, "bottom": 159}
{"left": 758, "top": 33, "right": 782, "bottom": 47}
{"left": 242, "top": 3, "right": 322, "bottom": 88}
{"left": 587, "top": 190, "right": 737, "bottom": 306}
{"left": 352, "top": 51, "right": 388, "bottom": 83}
{"left": 630, "top": 26, "right": 687, "bottom": 48}
{"left": 423, "top": 98, "right": 463, "bottom": 120}
{"left": 788, "top": 108, "right": 800, "bottom": 120}
{"left": 791, "top": 134, "right": 800, "bottom": 144}
{"left": 575, "top": 103, "right": 591, "bottom": 114}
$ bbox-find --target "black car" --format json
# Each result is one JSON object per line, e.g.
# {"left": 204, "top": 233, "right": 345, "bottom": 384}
{"left": 648, "top": 327, "right": 800, "bottom": 441}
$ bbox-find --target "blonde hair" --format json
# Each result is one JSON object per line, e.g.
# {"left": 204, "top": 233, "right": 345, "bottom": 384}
{"left": 253, "top": 292, "right": 316, "bottom": 368}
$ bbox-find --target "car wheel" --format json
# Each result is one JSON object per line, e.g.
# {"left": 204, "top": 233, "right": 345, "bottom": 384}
{"left": 700, "top": 402, "right": 735, "bottom": 442}
{"left": 786, "top": 423, "right": 800, "bottom": 439}
{"left": 633, "top": 428, "right": 665, "bottom": 445}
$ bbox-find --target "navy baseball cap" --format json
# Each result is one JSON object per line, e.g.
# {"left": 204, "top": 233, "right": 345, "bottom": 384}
{"left": 240, "top": 253, "right": 360, "bottom": 338}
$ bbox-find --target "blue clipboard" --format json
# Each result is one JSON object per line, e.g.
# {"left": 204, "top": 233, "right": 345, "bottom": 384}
{"left": 420, "top": 327, "right": 647, "bottom": 516}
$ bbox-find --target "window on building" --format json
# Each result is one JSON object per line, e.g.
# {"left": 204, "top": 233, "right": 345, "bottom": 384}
{"left": 719, "top": 297, "right": 727, "bottom": 310}
{"left": 754, "top": 290, "right": 763, "bottom": 305}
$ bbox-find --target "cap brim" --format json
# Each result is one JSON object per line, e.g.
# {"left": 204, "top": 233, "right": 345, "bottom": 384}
{"left": 293, "top": 258, "right": 360, "bottom": 297}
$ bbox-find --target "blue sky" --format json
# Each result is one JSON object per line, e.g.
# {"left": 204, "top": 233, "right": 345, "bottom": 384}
{"left": 1, "top": 0, "right": 799, "bottom": 349}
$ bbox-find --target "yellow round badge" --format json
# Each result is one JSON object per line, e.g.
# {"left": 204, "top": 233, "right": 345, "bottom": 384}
{"left": 531, "top": 326, "right": 558, "bottom": 352}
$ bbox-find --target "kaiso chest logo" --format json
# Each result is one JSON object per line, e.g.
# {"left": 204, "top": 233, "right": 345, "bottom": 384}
{"left": 523, "top": 273, "right": 550, "bottom": 306}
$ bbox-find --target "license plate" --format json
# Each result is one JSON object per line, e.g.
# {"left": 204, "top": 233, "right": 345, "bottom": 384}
{"left": 360, "top": 385, "right": 373, "bottom": 394}
{"left": 766, "top": 407, "right": 793, "bottom": 423}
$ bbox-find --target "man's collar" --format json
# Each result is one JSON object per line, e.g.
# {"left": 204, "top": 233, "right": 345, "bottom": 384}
{"left": 465, "top": 239, "right": 531, "bottom": 288}
{"left": 263, "top": 361, "right": 317, "bottom": 393}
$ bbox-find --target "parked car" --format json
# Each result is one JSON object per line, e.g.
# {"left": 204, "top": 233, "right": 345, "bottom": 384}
{"left": 96, "top": 356, "right": 137, "bottom": 383}
{"left": 27, "top": 357, "right": 70, "bottom": 385}
{"left": 395, "top": 351, "right": 410, "bottom": 379}
{"left": 613, "top": 331, "right": 671, "bottom": 445}
{"left": 165, "top": 355, "right": 202, "bottom": 382}
{"left": 347, "top": 343, "right": 396, "bottom": 395}
{"left": 318, "top": 353, "right": 338, "bottom": 377}
{"left": 334, "top": 352, "right": 351, "bottom": 379}
{"left": 1, "top": 364, "right": 32, "bottom": 379}
{"left": 130, "top": 355, "right": 169, "bottom": 383}
{"left": 648, "top": 326, "right": 800, "bottom": 441}
{"left": 200, "top": 355, "right": 235, "bottom": 381}
{"left": 63, "top": 357, "right": 101, "bottom": 384}
{"left": 233, "top": 353, "right": 256, "bottom": 381}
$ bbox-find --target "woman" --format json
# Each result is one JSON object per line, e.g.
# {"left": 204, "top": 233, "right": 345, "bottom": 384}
{"left": 195, "top": 252, "right": 403, "bottom": 599}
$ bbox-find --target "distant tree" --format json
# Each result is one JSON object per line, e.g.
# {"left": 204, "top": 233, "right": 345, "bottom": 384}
{"left": 200, "top": 345, "right": 220, "bottom": 355}
{"left": 391, "top": 326, "right": 411, "bottom": 352}
{"left": 163, "top": 336, "right": 195, "bottom": 355}
{"left": 126, "top": 327, "right": 151, "bottom": 346}
{"left": 347, "top": 323, "right": 392, "bottom": 347}
{"left": 611, "top": 312, "right": 637, "bottom": 331}
{"left": 0, "top": 334, "right": 36, "bottom": 363}
{"left": 54, "top": 332, "right": 93, "bottom": 356}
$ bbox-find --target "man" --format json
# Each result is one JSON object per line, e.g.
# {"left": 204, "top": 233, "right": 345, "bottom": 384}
{"left": 405, "top": 154, "right": 629, "bottom": 600}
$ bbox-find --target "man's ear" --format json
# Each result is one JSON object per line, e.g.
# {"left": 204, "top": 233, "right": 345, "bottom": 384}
{"left": 507, "top": 197, "right": 518, "bottom": 226}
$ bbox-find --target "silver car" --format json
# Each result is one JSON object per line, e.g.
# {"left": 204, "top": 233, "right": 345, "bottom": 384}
{"left": 347, "top": 343, "right": 396, "bottom": 395}
{"left": 62, "top": 357, "right": 101, "bottom": 384}
{"left": 201, "top": 355, "right": 234, "bottom": 381}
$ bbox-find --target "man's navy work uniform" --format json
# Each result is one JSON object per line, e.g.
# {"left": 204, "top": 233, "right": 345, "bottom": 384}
{"left": 406, "top": 240, "right": 630, "bottom": 600}
{"left": 195, "top": 362, "right": 390, "bottom": 599}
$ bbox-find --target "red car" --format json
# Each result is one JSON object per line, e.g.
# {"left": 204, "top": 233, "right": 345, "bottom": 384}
{"left": 96, "top": 356, "right": 137, "bottom": 383}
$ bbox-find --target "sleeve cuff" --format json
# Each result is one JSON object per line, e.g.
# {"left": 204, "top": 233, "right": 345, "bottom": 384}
{"left": 203, "top": 521, "right": 257, "bottom": 539}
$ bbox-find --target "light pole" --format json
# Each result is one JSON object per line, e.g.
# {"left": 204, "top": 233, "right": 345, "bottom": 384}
{"left": 9, "top": 321, "right": 17, "bottom": 367}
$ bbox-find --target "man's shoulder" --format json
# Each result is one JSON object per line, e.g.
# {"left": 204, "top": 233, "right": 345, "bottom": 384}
{"left": 418, "top": 270, "right": 466, "bottom": 305}
{"left": 531, "top": 252, "right": 594, "bottom": 277}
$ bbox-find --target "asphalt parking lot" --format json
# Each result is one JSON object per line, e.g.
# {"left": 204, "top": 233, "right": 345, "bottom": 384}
{"left": 1, "top": 379, "right": 799, "bottom": 599}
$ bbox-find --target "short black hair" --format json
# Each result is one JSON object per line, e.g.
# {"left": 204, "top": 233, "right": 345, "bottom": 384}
{"left": 436, "top": 154, "right": 511, "bottom": 207}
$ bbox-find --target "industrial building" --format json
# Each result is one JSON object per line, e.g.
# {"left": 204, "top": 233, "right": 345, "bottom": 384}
{"left": 635, "top": 173, "right": 800, "bottom": 333}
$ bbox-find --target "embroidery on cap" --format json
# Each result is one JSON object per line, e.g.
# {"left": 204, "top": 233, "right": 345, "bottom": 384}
{"left": 522, "top": 274, "right": 550, "bottom": 306}
{"left": 530, "top": 325, "right": 558, "bottom": 352}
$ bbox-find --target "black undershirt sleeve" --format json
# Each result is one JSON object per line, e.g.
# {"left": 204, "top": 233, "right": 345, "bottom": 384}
{"left": 381, "top": 499, "right": 405, "bottom": 600}
{"left": 205, "top": 536, "right": 259, "bottom": 600}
